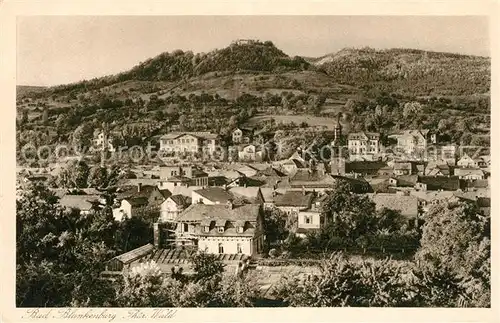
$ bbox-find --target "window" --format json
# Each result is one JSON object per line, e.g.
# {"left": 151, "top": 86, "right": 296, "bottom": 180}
{"left": 218, "top": 226, "right": 224, "bottom": 233}
{"left": 183, "top": 223, "right": 189, "bottom": 232}
{"left": 305, "top": 215, "right": 312, "bottom": 224}
{"left": 218, "top": 243, "right": 224, "bottom": 254}
{"left": 237, "top": 243, "right": 242, "bottom": 254}
{"left": 204, "top": 226, "right": 210, "bottom": 233}
{"left": 237, "top": 226, "right": 244, "bottom": 233}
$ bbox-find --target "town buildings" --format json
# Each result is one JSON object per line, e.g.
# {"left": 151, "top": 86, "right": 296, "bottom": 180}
{"left": 173, "top": 201, "right": 265, "bottom": 256}
{"left": 159, "top": 132, "right": 219, "bottom": 155}
{"left": 347, "top": 132, "right": 381, "bottom": 161}
{"left": 389, "top": 129, "right": 436, "bottom": 155}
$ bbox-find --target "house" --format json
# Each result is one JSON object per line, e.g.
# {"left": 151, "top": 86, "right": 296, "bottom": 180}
{"left": 415, "top": 176, "right": 461, "bottom": 191}
{"left": 410, "top": 190, "right": 455, "bottom": 213}
{"left": 463, "top": 179, "right": 489, "bottom": 190}
{"left": 457, "top": 153, "right": 478, "bottom": 168}
{"left": 159, "top": 194, "right": 192, "bottom": 222}
{"left": 232, "top": 127, "right": 254, "bottom": 144}
{"left": 250, "top": 167, "right": 287, "bottom": 188}
{"left": 274, "top": 191, "right": 314, "bottom": 215}
{"left": 392, "top": 162, "right": 412, "bottom": 176}
{"left": 238, "top": 144, "right": 264, "bottom": 161}
{"left": 278, "top": 151, "right": 309, "bottom": 175}
{"left": 454, "top": 168, "right": 484, "bottom": 180}
{"left": 174, "top": 202, "right": 265, "bottom": 256}
{"left": 425, "top": 164, "right": 451, "bottom": 177}
{"left": 260, "top": 188, "right": 279, "bottom": 209}
{"left": 274, "top": 191, "right": 322, "bottom": 236}
{"left": 389, "top": 129, "right": 435, "bottom": 155}
{"left": 227, "top": 164, "right": 259, "bottom": 178}
{"left": 388, "top": 175, "right": 419, "bottom": 188}
{"left": 192, "top": 187, "right": 234, "bottom": 205}
{"left": 105, "top": 243, "right": 155, "bottom": 272}
{"left": 113, "top": 196, "right": 149, "bottom": 221}
{"left": 159, "top": 165, "right": 209, "bottom": 187}
{"left": 228, "top": 187, "right": 264, "bottom": 204}
{"left": 344, "top": 161, "right": 388, "bottom": 177}
{"left": 347, "top": 132, "right": 380, "bottom": 161}
{"left": 368, "top": 193, "right": 420, "bottom": 227}
{"left": 437, "top": 144, "right": 457, "bottom": 165}
{"left": 115, "top": 183, "right": 168, "bottom": 208}
{"left": 159, "top": 132, "right": 219, "bottom": 155}
{"left": 475, "top": 155, "right": 490, "bottom": 168}
{"left": 59, "top": 194, "right": 103, "bottom": 214}
{"left": 92, "top": 130, "right": 116, "bottom": 152}
{"left": 285, "top": 167, "right": 335, "bottom": 192}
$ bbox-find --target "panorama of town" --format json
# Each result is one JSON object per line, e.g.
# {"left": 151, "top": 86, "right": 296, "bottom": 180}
{"left": 15, "top": 36, "right": 491, "bottom": 308}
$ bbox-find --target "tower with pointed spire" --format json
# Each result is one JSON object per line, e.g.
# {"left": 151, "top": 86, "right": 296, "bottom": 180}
{"left": 333, "top": 112, "right": 343, "bottom": 145}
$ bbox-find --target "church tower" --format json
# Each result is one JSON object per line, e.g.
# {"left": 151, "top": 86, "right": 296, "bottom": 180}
{"left": 331, "top": 113, "right": 346, "bottom": 176}
{"left": 333, "top": 112, "right": 343, "bottom": 145}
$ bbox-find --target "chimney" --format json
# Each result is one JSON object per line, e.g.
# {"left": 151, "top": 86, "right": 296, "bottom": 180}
{"left": 226, "top": 199, "right": 234, "bottom": 209}
{"left": 137, "top": 182, "right": 142, "bottom": 193}
{"left": 302, "top": 186, "right": 306, "bottom": 195}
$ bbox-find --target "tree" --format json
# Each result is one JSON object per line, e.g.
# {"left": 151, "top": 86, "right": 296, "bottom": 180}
{"left": 402, "top": 102, "right": 423, "bottom": 119}
{"left": 57, "top": 159, "right": 90, "bottom": 188}
{"left": 320, "top": 181, "right": 377, "bottom": 243}
{"left": 42, "top": 106, "right": 49, "bottom": 125}
{"left": 190, "top": 252, "right": 225, "bottom": 282}
{"left": 72, "top": 123, "right": 94, "bottom": 151}
{"left": 271, "top": 253, "right": 414, "bottom": 307}
{"left": 263, "top": 208, "right": 289, "bottom": 245}
{"left": 114, "top": 261, "right": 179, "bottom": 307}
{"left": 21, "top": 109, "right": 29, "bottom": 125}
{"left": 87, "top": 166, "right": 108, "bottom": 188}
{"left": 415, "top": 198, "right": 490, "bottom": 306}
{"left": 16, "top": 183, "right": 117, "bottom": 307}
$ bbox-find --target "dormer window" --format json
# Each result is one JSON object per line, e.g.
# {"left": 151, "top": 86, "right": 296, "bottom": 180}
{"left": 237, "top": 226, "right": 244, "bottom": 233}
{"left": 204, "top": 226, "right": 210, "bottom": 233}
{"left": 218, "top": 226, "right": 224, "bottom": 233}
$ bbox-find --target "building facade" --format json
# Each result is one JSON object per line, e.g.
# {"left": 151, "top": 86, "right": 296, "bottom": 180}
{"left": 159, "top": 132, "right": 219, "bottom": 155}
{"left": 174, "top": 202, "right": 264, "bottom": 256}
{"left": 347, "top": 132, "right": 380, "bottom": 160}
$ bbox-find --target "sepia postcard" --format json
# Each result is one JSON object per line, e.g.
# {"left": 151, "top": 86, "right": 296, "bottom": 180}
{"left": 0, "top": 0, "right": 499, "bottom": 322}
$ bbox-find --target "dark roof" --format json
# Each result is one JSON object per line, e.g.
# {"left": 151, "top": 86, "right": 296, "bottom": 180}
{"left": 255, "top": 167, "right": 286, "bottom": 177}
{"left": 176, "top": 204, "right": 260, "bottom": 236}
{"left": 125, "top": 196, "right": 149, "bottom": 207}
{"left": 159, "top": 189, "right": 172, "bottom": 199}
{"left": 275, "top": 191, "right": 314, "bottom": 207}
{"left": 169, "top": 194, "right": 190, "bottom": 206}
{"left": 331, "top": 175, "right": 373, "bottom": 193}
{"left": 392, "top": 175, "right": 418, "bottom": 187}
{"left": 477, "top": 197, "right": 491, "bottom": 208}
{"left": 193, "top": 187, "right": 234, "bottom": 203}
{"left": 463, "top": 179, "right": 489, "bottom": 189}
{"left": 112, "top": 243, "right": 155, "bottom": 264}
{"left": 346, "top": 161, "right": 387, "bottom": 175}
{"left": 393, "top": 162, "right": 412, "bottom": 171}
{"left": 417, "top": 176, "right": 461, "bottom": 191}
{"left": 116, "top": 185, "right": 158, "bottom": 200}
{"left": 191, "top": 168, "right": 209, "bottom": 178}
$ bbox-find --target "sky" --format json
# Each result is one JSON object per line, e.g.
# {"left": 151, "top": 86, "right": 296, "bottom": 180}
{"left": 17, "top": 16, "right": 490, "bottom": 86}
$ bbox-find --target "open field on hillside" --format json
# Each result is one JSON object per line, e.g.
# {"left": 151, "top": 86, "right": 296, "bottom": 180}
{"left": 244, "top": 114, "right": 339, "bottom": 129}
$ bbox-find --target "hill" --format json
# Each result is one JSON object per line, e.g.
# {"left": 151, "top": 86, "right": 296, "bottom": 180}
{"left": 314, "top": 47, "right": 490, "bottom": 97}
{"left": 25, "top": 40, "right": 310, "bottom": 99}
{"left": 16, "top": 41, "right": 491, "bottom": 165}
{"left": 17, "top": 85, "right": 47, "bottom": 98}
